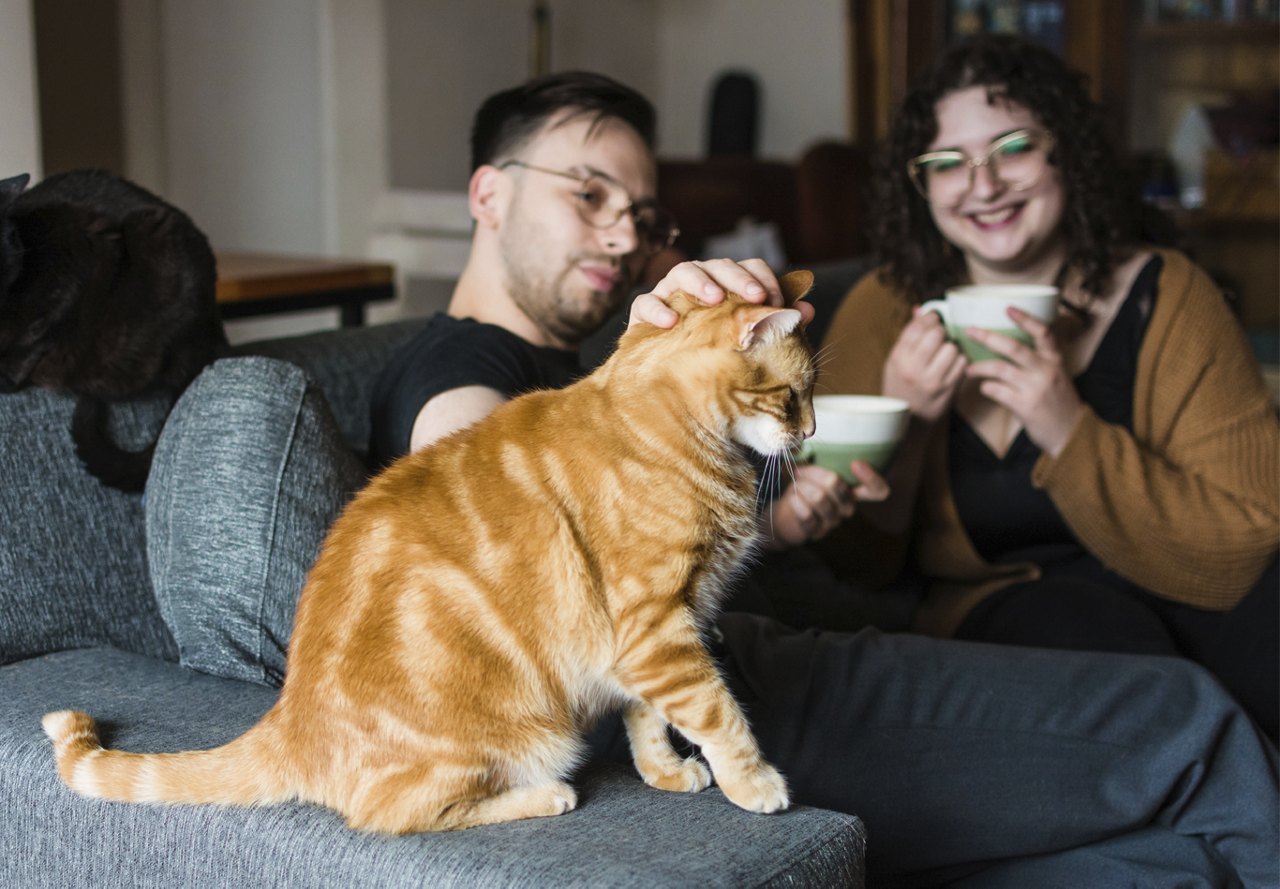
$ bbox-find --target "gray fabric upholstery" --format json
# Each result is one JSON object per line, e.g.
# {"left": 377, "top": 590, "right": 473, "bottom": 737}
{"left": 146, "top": 358, "right": 365, "bottom": 686}
{"left": 237, "top": 319, "right": 426, "bottom": 458}
{"left": 1, "top": 272, "right": 869, "bottom": 885}
{"left": 2, "top": 648, "right": 866, "bottom": 888}
{"left": 0, "top": 389, "right": 176, "bottom": 664}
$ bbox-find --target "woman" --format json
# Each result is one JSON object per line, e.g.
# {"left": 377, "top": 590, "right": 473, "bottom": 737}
{"left": 818, "top": 34, "right": 1279, "bottom": 735}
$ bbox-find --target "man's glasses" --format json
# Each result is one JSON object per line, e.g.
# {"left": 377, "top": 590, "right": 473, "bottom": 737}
{"left": 907, "top": 128, "right": 1055, "bottom": 209}
{"left": 499, "top": 160, "right": 679, "bottom": 255}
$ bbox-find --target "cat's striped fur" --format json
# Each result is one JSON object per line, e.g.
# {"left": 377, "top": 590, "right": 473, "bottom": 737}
{"left": 43, "top": 271, "right": 818, "bottom": 834}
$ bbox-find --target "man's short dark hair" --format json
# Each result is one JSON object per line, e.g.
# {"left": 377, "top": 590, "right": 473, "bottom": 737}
{"left": 470, "top": 71, "right": 656, "bottom": 172}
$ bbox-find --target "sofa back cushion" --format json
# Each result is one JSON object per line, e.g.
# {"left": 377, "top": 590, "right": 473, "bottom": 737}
{"left": 0, "top": 390, "right": 177, "bottom": 664}
{"left": 236, "top": 319, "right": 426, "bottom": 462}
{"left": 146, "top": 357, "right": 365, "bottom": 685}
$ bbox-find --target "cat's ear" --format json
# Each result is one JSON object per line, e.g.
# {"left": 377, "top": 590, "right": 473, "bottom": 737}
{"left": 778, "top": 269, "right": 814, "bottom": 306}
{"left": 0, "top": 174, "right": 30, "bottom": 209}
{"left": 738, "top": 306, "right": 803, "bottom": 350}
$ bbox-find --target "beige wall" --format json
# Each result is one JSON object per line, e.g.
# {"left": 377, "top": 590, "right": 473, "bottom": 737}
{"left": 384, "top": 0, "right": 847, "bottom": 189}
{"left": 654, "top": 0, "right": 846, "bottom": 159}
{"left": 13, "top": 1, "right": 850, "bottom": 339}
{"left": 385, "top": 0, "right": 660, "bottom": 191}
{"left": 161, "top": 0, "right": 329, "bottom": 254}
{"left": 24, "top": 1, "right": 849, "bottom": 242}
{"left": 0, "top": 0, "right": 41, "bottom": 180}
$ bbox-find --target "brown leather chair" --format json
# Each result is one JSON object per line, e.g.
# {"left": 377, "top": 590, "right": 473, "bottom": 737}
{"left": 656, "top": 156, "right": 799, "bottom": 262}
{"left": 653, "top": 141, "right": 872, "bottom": 270}
{"left": 795, "top": 141, "right": 872, "bottom": 263}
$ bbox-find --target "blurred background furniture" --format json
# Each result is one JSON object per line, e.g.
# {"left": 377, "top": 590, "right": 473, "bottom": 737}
{"left": 707, "top": 71, "right": 761, "bottom": 157}
{"left": 653, "top": 140, "right": 874, "bottom": 272}
{"left": 215, "top": 252, "right": 394, "bottom": 328}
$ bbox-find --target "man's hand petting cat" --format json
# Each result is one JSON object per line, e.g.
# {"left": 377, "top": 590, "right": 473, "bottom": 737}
{"left": 628, "top": 258, "right": 816, "bottom": 330}
{"left": 765, "top": 463, "right": 889, "bottom": 549}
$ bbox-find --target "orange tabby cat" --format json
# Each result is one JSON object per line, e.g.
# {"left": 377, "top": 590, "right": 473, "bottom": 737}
{"left": 43, "top": 271, "right": 817, "bottom": 834}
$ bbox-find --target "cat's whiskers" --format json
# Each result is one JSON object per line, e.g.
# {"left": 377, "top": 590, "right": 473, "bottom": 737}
{"left": 754, "top": 455, "right": 770, "bottom": 511}
{"left": 756, "top": 452, "right": 779, "bottom": 539}
{"left": 810, "top": 342, "right": 838, "bottom": 370}
{"left": 758, "top": 442, "right": 799, "bottom": 541}
{"left": 810, "top": 357, "right": 837, "bottom": 378}
{"left": 780, "top": 447, "right": 798, "bottom": 483}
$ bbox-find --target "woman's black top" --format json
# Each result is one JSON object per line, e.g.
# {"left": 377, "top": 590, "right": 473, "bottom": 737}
{"left": 948, "top": 257, "right": 1163, "bottom": 586}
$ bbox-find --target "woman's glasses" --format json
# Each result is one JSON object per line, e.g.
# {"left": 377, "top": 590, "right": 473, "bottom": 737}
{"left": 907, "top": 129, "right": 1055, "bottom": 209}
{"left": 499, "top": 160, "right": 680, "bottom": 255}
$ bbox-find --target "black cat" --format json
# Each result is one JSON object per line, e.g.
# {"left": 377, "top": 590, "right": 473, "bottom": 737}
{"left": 0, "top": 169, "right": 228, "bottom": 492}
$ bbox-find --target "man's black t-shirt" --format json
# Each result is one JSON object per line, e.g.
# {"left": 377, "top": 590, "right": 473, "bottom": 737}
{"left": 368, "top": 314, "right": 581, "bottom": 469}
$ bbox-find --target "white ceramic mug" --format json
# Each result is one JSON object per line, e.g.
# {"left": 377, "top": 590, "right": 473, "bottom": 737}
{"left": 797, "top": 395, "right": 909, "bottom": 484}
{"left": 920, "top": 284, "right": 1059, "bottom": 362}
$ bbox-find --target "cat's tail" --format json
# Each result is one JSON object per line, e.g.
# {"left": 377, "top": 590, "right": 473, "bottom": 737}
{"left": 41, "top": 710, "right": 291, "bottom": 807}
{"left": 71, "top": 395, "right": 156, "bottom": 493}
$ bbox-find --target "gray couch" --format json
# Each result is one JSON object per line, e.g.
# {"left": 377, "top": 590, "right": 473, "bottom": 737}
{"left": 0, "top": 309, "right": 867, "bottom": 887}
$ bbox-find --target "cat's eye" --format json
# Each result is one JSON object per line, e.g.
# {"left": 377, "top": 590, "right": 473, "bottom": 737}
{"left": 786, "top": 389, "right": 801, "bottom": 418}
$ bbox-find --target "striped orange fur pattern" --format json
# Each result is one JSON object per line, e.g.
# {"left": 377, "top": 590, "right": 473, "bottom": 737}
{"left": 43, "top": 271, "right": 818, "bottom": 834}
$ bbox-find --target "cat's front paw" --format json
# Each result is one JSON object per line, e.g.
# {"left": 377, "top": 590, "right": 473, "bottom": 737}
{"left": 540, "top": 781, "right": 579, "bottom": 815}
{"left": 637, "top": 755, "right": 712, "bottom": 794}
{"left": 716, "top": 761, "right": 790, "bottom": 814}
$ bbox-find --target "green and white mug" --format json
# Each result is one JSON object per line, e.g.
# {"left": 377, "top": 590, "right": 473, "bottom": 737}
{"left": 797, "top": 395, "right": 910, "bottom": 484}
{"left": 921, "top": 284, "right": 1059, "bottom": 362}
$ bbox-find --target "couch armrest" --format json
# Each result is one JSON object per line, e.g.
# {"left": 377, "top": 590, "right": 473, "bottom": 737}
{"left": 0, "top": 389, "right": 176, "bottom": 664}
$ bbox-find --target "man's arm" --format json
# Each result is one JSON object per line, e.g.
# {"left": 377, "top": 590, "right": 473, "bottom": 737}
{"left": 408, "top": 385, "right": 510, "bottom": 453}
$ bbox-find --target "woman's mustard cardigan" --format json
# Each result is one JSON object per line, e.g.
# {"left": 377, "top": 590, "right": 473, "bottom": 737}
{"left": 817, "top": 249, "right": 1279, "bottom": 637}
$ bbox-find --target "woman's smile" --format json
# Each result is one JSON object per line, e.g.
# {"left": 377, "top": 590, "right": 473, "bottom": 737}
{"left": 967, "top": 203, "right": 1023, "bottom": 229}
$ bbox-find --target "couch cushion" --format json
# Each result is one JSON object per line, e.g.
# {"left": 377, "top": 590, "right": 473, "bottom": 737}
{"left": 146, "top": 357, "right": 365, "bottom": 686}
{"left": 1, "top": 648, "right": 866, "bottom": 888}
{"left": 236, "top": 319, "right": 427, "bottom": 461}
{"left": 0, "top": 389, "right": 177, "bottom": 665}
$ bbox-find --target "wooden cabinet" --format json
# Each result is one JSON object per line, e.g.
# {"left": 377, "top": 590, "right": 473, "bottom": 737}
{"left": 845, "top": 1, "right": 1129, "bottom": 144}
{"left": 1127, "top": 12, "right": 1278, "bottom": 328}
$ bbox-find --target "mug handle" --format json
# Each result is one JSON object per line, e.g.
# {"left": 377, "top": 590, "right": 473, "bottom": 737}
{"left": 919, "top": 298, "right": 949, "bottom": 323}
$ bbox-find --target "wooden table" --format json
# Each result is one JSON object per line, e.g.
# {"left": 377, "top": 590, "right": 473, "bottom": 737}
{"left": 215, "top": 251, "right": 395, "bottom": 327}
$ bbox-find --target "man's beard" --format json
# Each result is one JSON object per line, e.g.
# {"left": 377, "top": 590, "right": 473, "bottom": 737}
{"left": 500, "top": 237, "right": 630, "bottom": 347}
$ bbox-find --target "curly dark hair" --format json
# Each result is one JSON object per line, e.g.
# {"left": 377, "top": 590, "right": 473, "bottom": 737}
{"left": 869, "top": 34, "right": 1167, "bottom": 302}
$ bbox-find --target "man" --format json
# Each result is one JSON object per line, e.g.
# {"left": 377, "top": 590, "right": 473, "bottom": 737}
{"left": 369, "top": 72, "right": 865, "bottom": 548}
{"left": 370, "top": 71, "right": 1278, "bottom": 886}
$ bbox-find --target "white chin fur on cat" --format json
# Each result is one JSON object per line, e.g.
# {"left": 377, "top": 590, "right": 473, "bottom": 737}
{"left": 732, "top": 415, "right": 792, "bottom": 457}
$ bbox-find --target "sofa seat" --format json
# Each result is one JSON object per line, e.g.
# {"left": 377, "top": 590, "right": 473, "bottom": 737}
{"left": 1, "top": 647, "right": 866, "bottom": 888}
